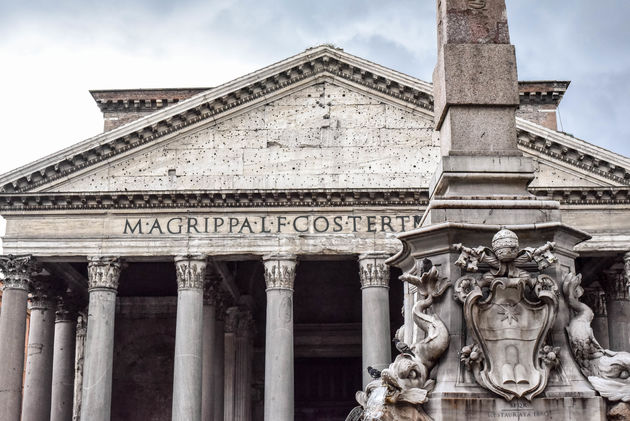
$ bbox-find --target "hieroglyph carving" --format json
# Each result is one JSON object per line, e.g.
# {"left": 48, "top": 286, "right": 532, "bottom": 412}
{"left": 0, "top": 254, "right": 39, "bottom": 291}
{"left": 263, "top": 256, "right": 297, "bottom": 291}
{"left": 563, "top": 272, "right": 630, "bottom": 402}
{"left": 353, "top": 260, "right": 451, "bottom": 421}
{"left": 454, "top": 229, "right": 559, "bottom": 401}
{"left": 468, "top": 0, "right": 487, "bottom": 9}
{"left": 87, "top": 256, "right": 122, "bottom": 291}
{"left": 174, "top": 255, "right": 207, "bottom": 290}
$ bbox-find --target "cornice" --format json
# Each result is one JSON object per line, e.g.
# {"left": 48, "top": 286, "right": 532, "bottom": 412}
{"left": 516, "top": 119, "right": 630, "bottom": 186}
{"left": 530, "top": 187, "right": 630, "bottom": 205}
{"left": 0, "top": 188, "right": 430, "bottom": 211}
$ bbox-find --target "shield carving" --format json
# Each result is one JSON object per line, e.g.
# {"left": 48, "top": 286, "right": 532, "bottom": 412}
{"left": 458, "top": 276, "right": 558, "bottom": 401}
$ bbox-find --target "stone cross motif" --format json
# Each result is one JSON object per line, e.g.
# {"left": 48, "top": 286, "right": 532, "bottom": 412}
{"left": 0, "top": 254, "right": 39, "bottom": 291}
{"left": 87, "top": 256, "right": 122, "bottom": 291}
{"left": 453, "top": 229, "right": 560, "bottom": 401}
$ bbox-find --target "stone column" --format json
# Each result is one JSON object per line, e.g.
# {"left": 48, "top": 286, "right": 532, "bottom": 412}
{"left": 72, "top": 313, "right": 87, "bottom": 421}
{"left": 605, "top": 267, "right": 630, "bottom": 352}
{"left": 223, "top": 307, "right": 239, "bottom": 421}
{"left": 358, "top": 253, "right": 391, "bottom": 387}
{"left": 172, "top": 255, "right": 206, "bottom": 421}
{"left": 22, "top": 280, "right": 57, "bottom": 421}
{"left": 201, "top": 276, "right": 218, "bottom": 421}
{"left": 50, "top": 296, "right": 78, "bottom": 421}
{"left": 583, "top": 286, "right": 609, "bottom": 349}
{"left": 80, "top": 256, "right": 121, "bottom": 421}
{"left": 213, "top": 296, "right": 227, "bottom": 421}
{"left": 234, "top": 310, "right": 254, "bottom": 421}
{"left": 0, "top": 254, "right": 37, "bottom": 421}
{"left": 262, "top": 254, "right": 297, "bottom": 421}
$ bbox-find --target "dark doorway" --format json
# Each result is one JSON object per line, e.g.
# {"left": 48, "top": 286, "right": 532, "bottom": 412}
{"left": 294, "top": 357, "right": 362, "bottom": 421}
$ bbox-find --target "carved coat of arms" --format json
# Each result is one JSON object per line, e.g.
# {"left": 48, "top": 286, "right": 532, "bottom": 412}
{"left": 454, "top": 229, "right": 560, "bottom": 401}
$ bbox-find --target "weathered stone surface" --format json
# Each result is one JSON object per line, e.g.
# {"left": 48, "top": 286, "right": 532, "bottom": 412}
{"left": 111, "top": 298, "right": 176, "bottom": 421}
{"left": 47, "top": 83, "right": 438, "bottom": 192}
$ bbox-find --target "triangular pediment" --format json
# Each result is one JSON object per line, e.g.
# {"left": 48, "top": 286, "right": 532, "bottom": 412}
{"left": 0, "top": 45, "right": 628, "bottom": 196}
{"left": 39, "top": 80, "right": 439, "bottom": 192}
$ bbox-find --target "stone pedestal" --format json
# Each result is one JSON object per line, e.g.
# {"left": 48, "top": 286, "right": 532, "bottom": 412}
{"left": 0, "top": 255, "right": 37, "bottom": 421}
{"left": 50, "top": 297, "right": 78, "bottom": 421}
{"left": 172, "top": 255, "right": 206, "bottom": 421}
{"left": 605, "top": 268, "right": 630, "bottom": 352}
{"left": 22, "top": 282, "right": 57, "bottom": 421}
{"left": 262, "top": 254, "right": 297, "bottom": 421}
{"left": 358, "top": 253, "right": 392, "bottom": 387}
{"left": 388, "top": 223, "right": 605, "bottom": 420}
{"left": 80, "top": 257, "right": 121, "bottom": 421}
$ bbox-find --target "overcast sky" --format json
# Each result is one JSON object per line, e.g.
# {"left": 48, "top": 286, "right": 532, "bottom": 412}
{"left": 0, "top": 0, "right": 629, "bottom": 175}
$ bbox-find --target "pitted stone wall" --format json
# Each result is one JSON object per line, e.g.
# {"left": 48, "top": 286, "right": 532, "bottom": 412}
{"left": 47, "top": 82, "right": 438, "bottom": 192}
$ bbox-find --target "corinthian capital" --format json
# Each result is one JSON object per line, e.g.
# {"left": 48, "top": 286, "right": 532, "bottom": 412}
{"left": 358, "top": 253, "right": 390, "bottom": 288}
{"left": 174, "top": 255, "right": 207, "bottom": 290}
{"left": 0, "top": 254, "right": 39, "bottom": 291}
{"left": 28, "top": 278, "right": 59, "bottom": 310}
{"left": 263, "top": 254, "right": 297, "bottom": 291}
{"left": 604, "top": 268, "right": 629, "bottom": 301}
{"left": 87, "top": 257, "right": 121, "bottom": 292}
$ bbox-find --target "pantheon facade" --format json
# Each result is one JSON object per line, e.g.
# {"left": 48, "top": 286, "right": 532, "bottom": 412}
{"left": 0, "top": 5, "right": 629, "bottom": 420}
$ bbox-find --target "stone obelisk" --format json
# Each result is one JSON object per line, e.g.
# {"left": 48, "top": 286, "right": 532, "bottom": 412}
{"left": 388, "top": 1, "right": 607, "bottom": 419}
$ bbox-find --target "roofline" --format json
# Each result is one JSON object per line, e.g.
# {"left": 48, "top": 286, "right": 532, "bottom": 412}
{"left": 0, "top": 45, "right": 627, "bottom": 192}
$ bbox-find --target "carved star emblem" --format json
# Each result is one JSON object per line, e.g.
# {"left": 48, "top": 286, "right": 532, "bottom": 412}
{"left": 496, "top": 303, "right": 520, "bottom": 325}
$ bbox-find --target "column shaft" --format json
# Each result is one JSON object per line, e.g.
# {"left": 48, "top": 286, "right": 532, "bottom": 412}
{"left": 605, "top": 268, "right": 630, "bottom": 352}
{"left": 72, "top": 315, "right": 87, "bottom": 421}
{"left": 80, "top": 257, "right": 121, "bottom": 421}
{"left": 234, "top": 312, "right": 254, "bottom": 421}
{"left": 213, "top": 318, "right": 225, "bottom": 421}
{"left": 50, "top": 305, "right": 77, "bottom": 421}
{"left": 80, "top": 290, "right": 117, "bottom": 420}
{"left": 22, "top": 291, "right": 56, "bottom": 421}
{"left": 358, "top": 253, "right": 391, "bottom": 387}
{"left": 0, "top": 288, "right": 29, "bottom": 421}
{"left": 0, "top": 255, "right": 36, "bottom": 421}
{"left": 201, "top": 298, "right": 216, "bottom": 421}
{"left": 223, "top": 309, "right": 238, "bottom": 421}
{"left": 172, "top": 255, "right": 206, "bottom": 421}
{"left": 361, "top": 286, "right": 391, "bottom": 386}
{"left": 262, "top": 255, "right": 296, "bottom": 421}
